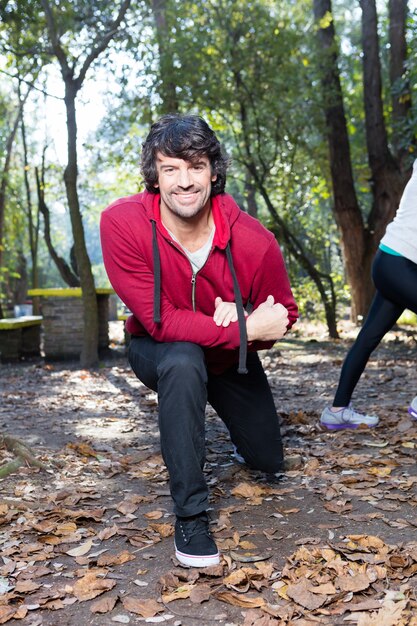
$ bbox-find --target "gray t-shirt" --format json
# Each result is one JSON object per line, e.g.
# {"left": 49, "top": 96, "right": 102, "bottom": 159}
{"left": 167, "top": 227, "right": 215, "bottom": 274}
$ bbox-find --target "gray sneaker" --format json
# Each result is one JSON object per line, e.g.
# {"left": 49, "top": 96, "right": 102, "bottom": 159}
{"left": 408, "top": 396, "right": 417, "bottom": 420}
{"left": 320, "top": 405, "right": 379, "bottom": 430}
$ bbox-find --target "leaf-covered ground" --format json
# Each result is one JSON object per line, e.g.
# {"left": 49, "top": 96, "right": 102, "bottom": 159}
{"left": 1, "top": 321, "right": 417, "bottom": 626}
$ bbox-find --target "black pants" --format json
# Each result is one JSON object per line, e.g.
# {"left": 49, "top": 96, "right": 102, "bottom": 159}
{"left": 128, "top": 337, "right": 283, "bottom": 517}
{"left": 334, "top": 250, "right": 417, "bottom": 406}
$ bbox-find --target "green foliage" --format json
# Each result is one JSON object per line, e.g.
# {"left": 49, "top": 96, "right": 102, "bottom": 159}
{"left": 1, "top": 0, "right": 417, "bottom": 325}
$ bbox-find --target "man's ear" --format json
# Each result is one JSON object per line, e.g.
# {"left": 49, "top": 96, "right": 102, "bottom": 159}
{"left": 153, "top": 182, "right": 159, "bottom": 188}
{"left": 211, "top": 173, "right": 217, "bottom": 182}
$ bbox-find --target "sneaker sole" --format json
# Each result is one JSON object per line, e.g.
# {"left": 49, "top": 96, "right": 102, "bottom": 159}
{"left": 175, "top": 544, "right": 220, "bottom": 568}
{"left": 408, "top": 407, "right": 417, "bottom": 420}
{"left": 320, "top": 421, "right": 371, "bottom": 430}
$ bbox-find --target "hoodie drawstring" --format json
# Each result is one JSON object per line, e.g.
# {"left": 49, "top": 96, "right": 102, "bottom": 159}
{"left": 226, "top": 243, "right": 248, "bottom": 374}
{"left": 151, "top": 220, "right": 161, "bottom": 323}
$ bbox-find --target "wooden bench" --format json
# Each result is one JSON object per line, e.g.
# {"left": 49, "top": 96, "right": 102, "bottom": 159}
{"left": 0, "top": 316, "right": 43, "bottom": 362}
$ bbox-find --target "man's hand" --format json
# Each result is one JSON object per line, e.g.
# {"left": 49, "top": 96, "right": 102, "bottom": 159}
{"left": 246, "top": 295, "right": 289, "bottom": 341}
{"left": 213, "top": 297, "right": 248, "bottom": 327}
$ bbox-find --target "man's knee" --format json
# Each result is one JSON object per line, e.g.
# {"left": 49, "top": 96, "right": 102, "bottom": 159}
{"left": 158, "top": 342, "right": 207, "bottom": 381}
{"left": 238, "top": 440, "right": 283, "bottom": 474}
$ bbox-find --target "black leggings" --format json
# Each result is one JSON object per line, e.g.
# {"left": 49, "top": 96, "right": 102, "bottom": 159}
{"left": 333, "top": 249, "right": 417, "bottom": 407}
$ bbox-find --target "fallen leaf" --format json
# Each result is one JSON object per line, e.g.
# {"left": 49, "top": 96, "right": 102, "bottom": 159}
{"left": 286, "top": 579, "right": 327, "bottom": 610}
{"left": 144, "top": 510, "right": 164, "bottom": 519}
{"left": 0, "top": 606, "right": 16, "bottom": 624}
{"left": 72, "top": 572, "right": 116, "bottom": 601}
{"left": 66, "top": 538, "right": 94, "bottom": 557}
{"left": 215, "top": 591, "right": 265, "bottom": 608}
{"left": 229, "top": 551, "right": 271, "bottom": 563}
{"left": 161, "top": 583, "right": 195, "bottom": 603}
{"left": 190, "top": 584, "right": 211, "bottom": 604}
{"left": 97, "top": 550, "right": 135, "bottom": 567}
{"left": 148, "top": 523, "right": 174, "bottom": 538}
{"left": 335, "top": 572, "right": 371, "bottom": 593}
{"left": 121, "top": 597, "right": 163, "bottom": 618}
{"left": 91, "top": 596, "right": 118, "bottom": 614}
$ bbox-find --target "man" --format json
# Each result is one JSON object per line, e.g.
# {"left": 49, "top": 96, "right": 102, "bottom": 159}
{"left": 100, "top": 114, "right": 298, "bottom": 568}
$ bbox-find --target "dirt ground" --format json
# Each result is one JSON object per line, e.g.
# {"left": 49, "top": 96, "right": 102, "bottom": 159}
{"left": 1, "top": 321, "right": 417, "bottom": 626}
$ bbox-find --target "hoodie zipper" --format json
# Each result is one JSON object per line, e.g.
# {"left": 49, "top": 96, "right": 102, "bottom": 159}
{"left": 167, "top": 239, "right": 214, "bottom": 313}
{"left": 191, "top": 273, "right": 196, "bottom": 311}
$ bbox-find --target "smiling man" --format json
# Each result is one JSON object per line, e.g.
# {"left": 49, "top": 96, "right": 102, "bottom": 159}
{"left": 100, "top": 114, "right": 298, "bottom": 568}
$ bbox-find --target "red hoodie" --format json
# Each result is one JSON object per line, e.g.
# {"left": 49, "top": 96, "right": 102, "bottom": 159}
{"left": 100, "top": 190, "right": 298, "bottom": 373}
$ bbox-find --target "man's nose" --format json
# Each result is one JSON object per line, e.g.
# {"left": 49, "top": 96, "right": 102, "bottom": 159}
{"left": 178, "top": 168, "right": 192, "bottom": 187}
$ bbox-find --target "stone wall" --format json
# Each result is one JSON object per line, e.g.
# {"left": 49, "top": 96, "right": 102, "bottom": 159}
{"left": 41, "top": 295, "right": 109, "bottom": 360}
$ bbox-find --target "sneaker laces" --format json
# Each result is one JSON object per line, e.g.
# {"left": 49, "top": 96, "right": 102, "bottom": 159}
{"left": 178, "top": 514, "right": 211, "bottom": 543}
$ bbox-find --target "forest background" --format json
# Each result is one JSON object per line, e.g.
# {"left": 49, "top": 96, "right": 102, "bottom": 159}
{"left": 1, "top": 0, "right": 417, "bottom": 368}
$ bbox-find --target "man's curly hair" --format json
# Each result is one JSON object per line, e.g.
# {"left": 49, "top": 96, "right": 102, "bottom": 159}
{"left": 140, "top": 114, "right": 229, "bottom": 196}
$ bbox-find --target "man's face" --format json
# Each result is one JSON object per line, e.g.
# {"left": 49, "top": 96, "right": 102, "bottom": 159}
{"left": 154, "top": 153, "right": 217, "bottom": 219}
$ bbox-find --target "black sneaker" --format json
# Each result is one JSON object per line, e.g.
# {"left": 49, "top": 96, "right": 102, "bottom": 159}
{"left": 174, "top": 512, "right": 220, "bottom": 567}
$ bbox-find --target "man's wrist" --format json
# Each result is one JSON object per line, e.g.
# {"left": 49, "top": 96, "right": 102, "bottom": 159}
{"left": 246, "top": 316, "right": 256, "bottom": 342}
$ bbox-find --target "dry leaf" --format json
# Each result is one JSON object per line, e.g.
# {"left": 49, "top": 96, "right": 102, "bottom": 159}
{"left": 0, "top": 607, "right": 16, "bottom": 624}
{"left": 190, "top": 584, "right": 211, "bottom": 604}
{"left": 122, "top": 597, "right": 162, "bottom": 617}
{"left": 354, "top": 598, "right": 407, "bottom": 625}
{"left": 144, "top": 510, "right": 164, "bottom": 519}
{"left": 66, "top": 538, "right": 94, "bottom": 557}
{"left": 224, "top": 569, "right": 248, "bottom": 586}
{"left": 231, "top": 482, "right": 265, "bottom": 500}
{"left": 148, "top": 523, "right": 174, "bottom": 538}
{"left": 8, "top": 606, "right": 27, "bottom": 620}
{"left": 90, "top": 596, "right": 118, "bottom": 614}
{"left": 335, "top": 572, "right": 372, "bottom": 593}
{"left": 229, "top": 551, "right": 271, "bottom": 563}
{"left": 367, "top": 467, "right": 392, "bottom": 477}
{"left": 97, "top": 550, "right": 135, "bottom": 567}
{"left": 286, "top": 579, "right": 327, "bottom": 610}
{"left": 215, "top": 591, "right": 265, "bottom": 608}
{"left": 310, "top": 582, "right": 337, "bottom": 595}
{"left": 72, "top": 572, "right": 116, "bottom": 601}
{"left": 162, "top": 583, "right": 195, "bottom": 603}
{"left": 98, "top": 525, "right": 119, "bottom": 541}
{"left": 13, "top": 580, "right": 41, "bottom": 593}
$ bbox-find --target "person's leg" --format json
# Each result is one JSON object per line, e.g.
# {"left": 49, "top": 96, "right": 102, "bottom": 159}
{"left": 208, "top": 352, "right": 283, "bottom": 473}
{"left": 129, "top": 337, "right": 220, "bottom": 567}
{"left": 373, "top": 251, "right": 417, "bottom": 314}
{"left": 332, "top": 292, "right": 403, "bottom": 406}
{"left": 372, "top": 251, "right": 417, "bottom": 422}
{"left": 128, "top": 337, "right": 209, "bottom": 517}
{"left": 332, "top": 250, "right": 411, "bottom": 407}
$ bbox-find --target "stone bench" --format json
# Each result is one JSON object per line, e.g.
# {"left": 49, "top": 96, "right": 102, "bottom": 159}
{"left": 28, "top": 288, "right": 113, "bottom": 360}
{"left": 0, "top": 316, "right": 43, "bottom": 362}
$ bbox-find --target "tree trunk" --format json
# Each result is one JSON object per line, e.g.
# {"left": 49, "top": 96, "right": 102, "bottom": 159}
{"left": 313, "top": 0, "right": 410, "bottom": 322}
{"left": 64, "top": 86, "right": 99, "bottom": 367}
{"left": 0, "top": 89, "right": 31, "bottom": 318}
{"left": 388, "top": 0, "right": 411, "bottom": 165}
{"left": 20, "top": 99, "right": 41, "bottom": 313}
{"left": 151, "top": 0, "right": 179, "bottom": 113}
{"left": 244, "top": 173, "right": 258, "bottom": 218}
{"left": 41, "top": 0, "right": 132, "bottom": 366}
{"left": 35, "top": 166, "right": 80, "bottom": 288}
